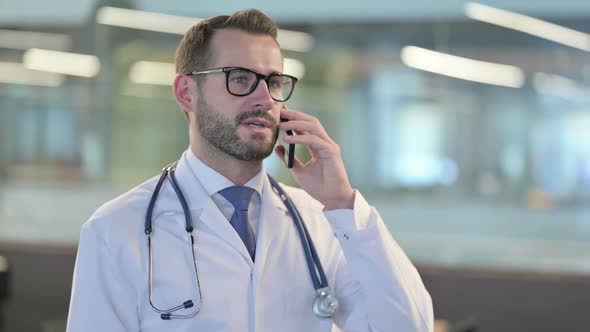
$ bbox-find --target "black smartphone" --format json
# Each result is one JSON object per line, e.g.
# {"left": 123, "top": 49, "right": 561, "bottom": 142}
{"left": 280, "top": 117, "right": 295, "bottom": 168}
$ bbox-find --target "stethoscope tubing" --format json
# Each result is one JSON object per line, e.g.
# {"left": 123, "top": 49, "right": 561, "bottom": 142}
{"left": 146, "top": 163, "right": 202, "bottom": 319}
{"left": 146, "top": 162, "right": 335, "bottom": 320}
{"left": 266, "top": 175, "right": 328, "bottom": 290}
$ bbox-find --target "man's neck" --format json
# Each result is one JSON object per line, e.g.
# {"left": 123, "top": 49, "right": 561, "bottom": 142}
{"left": 190, "top": 144, "right": 263, "bottom": 186}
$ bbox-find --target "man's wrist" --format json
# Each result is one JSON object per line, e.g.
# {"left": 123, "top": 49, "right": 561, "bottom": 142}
{"left": 322, "top": 190, "right": 356, "bottom": 211}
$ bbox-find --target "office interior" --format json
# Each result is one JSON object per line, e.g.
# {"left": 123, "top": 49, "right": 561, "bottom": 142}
{"left": 1, "top": 0, "right": 590, "bottom": 331}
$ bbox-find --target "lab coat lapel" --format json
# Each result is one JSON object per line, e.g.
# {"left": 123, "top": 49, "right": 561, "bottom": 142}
{"left": 252, "top": 175, "right": 289, "bottom": 290}
{"left": 173, "top": 153, "right": 254, "bottom": 264}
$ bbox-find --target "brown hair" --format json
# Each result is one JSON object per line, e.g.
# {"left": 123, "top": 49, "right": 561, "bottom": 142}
{"left": 175, "top": 9, "right": 279, "bottom": 74}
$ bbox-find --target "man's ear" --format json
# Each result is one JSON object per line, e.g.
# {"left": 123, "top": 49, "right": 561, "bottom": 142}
{"left": 173, "top": 73, "right": 197, "bottom": 114}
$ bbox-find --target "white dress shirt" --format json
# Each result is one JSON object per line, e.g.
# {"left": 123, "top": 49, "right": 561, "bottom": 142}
{"left": 185, "top": 151, "right": 264, "bottom": 235}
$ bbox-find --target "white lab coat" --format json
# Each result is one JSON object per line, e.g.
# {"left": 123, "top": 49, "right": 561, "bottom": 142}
{"left": 66, "top": 151, "right": 433, "bottom": 332}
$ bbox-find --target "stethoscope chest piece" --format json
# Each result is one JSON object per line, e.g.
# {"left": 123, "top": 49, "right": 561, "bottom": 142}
{"left": 312, "top": 287, "right": 339, "bottom": 319}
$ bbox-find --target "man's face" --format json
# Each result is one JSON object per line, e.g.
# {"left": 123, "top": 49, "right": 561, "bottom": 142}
{"left": 193, "top": 29, "right": 284, "bottom": 161}
{"left": 196, "top": 95, "right": 279, "bottom": 161}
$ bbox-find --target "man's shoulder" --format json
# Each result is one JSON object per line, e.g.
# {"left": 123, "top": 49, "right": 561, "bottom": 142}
{"left": 83, "top": 175, "right": 160, "bottom": 235}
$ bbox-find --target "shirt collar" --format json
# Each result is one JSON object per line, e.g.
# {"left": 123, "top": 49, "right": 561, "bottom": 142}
{"left": 185, "top": 149, "right": 265, "bottom": 198}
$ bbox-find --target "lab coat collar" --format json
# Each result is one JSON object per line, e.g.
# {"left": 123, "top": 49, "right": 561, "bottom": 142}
{"left": 177, "top": 150, "right": 286, "bottom": 212}
{"left": 171, "top": 150, "right": 288, "bottom": 265}
{"left": 172, "top": 151, "right": 252, "bottom": 263}
{"left": 184, "top": 149, "right": 265, "bottom": 199}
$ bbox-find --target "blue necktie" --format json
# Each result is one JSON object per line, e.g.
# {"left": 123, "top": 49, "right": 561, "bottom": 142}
{"left": 218, "top": 186, "right": 256, "bottom": 261}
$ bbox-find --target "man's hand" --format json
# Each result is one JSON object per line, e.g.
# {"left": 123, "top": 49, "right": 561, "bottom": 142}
{"left": 274, "top": 107, "right": 355, "bottom": 210}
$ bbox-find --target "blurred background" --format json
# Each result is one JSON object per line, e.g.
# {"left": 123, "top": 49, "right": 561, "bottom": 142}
{"left": 1, "top": 0, "right": 590, "bottom": 331}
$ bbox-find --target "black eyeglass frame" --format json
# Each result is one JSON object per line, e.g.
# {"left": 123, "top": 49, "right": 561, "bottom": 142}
{"left": 185, "top": 67, "right": 298, "bottom": 102}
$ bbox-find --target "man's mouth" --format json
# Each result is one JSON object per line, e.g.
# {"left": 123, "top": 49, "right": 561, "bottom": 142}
{"left": 243, "top": 118, "right": 270, "bottom": 129}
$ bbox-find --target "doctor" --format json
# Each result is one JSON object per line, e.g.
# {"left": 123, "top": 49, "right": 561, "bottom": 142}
{"left": 66, "top": 8, "right": 433, "bottom": 332}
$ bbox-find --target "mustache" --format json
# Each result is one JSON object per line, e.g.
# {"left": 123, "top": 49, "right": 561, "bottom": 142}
{"left": 235, "top": 110, "right": 277, "bottom": 127}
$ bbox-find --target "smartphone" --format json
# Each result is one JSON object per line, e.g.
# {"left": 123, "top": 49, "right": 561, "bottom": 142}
{"left": 280, "top": 117, "right": 295, "bottom": 168}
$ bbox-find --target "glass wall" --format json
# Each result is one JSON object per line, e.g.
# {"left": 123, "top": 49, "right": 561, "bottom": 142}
{"left": 1, "top": 2, "right": 590, "bottom": 275}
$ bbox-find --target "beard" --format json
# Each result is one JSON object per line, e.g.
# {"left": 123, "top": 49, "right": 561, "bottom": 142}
{"left": 195, "top": 97, "right": 279, "bottom": 161}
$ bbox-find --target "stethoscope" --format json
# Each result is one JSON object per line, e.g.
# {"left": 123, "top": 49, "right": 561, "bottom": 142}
{"left": 144, "top": 161, "right": 339, "bottom": 320}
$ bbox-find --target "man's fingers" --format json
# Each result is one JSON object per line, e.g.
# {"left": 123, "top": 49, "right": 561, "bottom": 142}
{"left": 274, "top": 145, "right": 304, "bottom": 169}
{"left": 279, "top": 120, "right": 331, "bottom": 141}
{"left": 279, "top": 108, "right": 325, "bottom": 128}
{"left": 283, "top": 134, "right": 337, "bottom": 158}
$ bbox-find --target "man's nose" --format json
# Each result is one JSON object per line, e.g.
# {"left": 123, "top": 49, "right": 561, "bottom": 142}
{"left": 249, "top": 79, "right": 275, "bottom": 110}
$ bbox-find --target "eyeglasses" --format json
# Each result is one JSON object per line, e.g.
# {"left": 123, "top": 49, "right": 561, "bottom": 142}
{"left": 186, "top": 67, "right": 298, "bottom": 102}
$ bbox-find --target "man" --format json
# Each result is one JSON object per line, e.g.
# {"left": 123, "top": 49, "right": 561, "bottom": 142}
{"left": 66, "top": 9, "right": 433, "bottom": 332}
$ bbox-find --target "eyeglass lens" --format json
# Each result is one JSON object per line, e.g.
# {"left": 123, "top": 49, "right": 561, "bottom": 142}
{"left": 227, "top": 68, "right": 294, "bottom": 101}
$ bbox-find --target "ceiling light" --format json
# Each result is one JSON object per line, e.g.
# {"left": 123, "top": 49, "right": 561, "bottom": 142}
{"left": 401, "top": 46, "right": 524, "bottom": 88}
{"left": 465, "top": 2, "right": 590, "bottom": 52}
{"left": 129, "top": 61, "right": 175, "bottom": 86}
{"left": 284, "top": 58, "right": 306, "bottom": 79}
{"left": 23, "top": 49, "right": 100, "bottom": 78}
{"left": 97, "top": 6, "right": 314, "bottom": 52}
{"left": 277, "top": 30, "right": 314, "bottom": 52}
{"left": 97, "top": 6, "right": 198, "bottom": 35}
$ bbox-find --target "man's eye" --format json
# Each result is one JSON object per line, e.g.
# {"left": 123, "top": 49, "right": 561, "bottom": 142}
{"left": 231, "top": 76, "right": 250, "bottom": 84}
{"left": 269, "top": 78, "right": 284, "bottom": 89}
